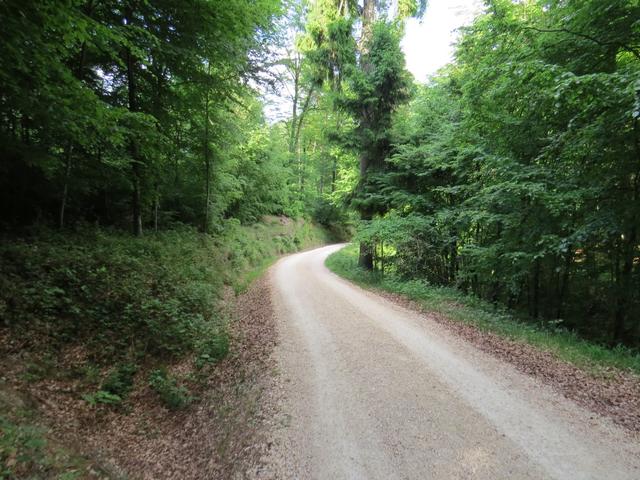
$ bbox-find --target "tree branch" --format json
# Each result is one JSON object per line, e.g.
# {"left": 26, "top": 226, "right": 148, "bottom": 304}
{"left": 521, "top": 26, "right": 640, "bottom": 61}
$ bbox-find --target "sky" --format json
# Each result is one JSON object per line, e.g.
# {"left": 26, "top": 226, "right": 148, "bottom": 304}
{"left": 401, "top": 0, "right": 485, "bottom": 81}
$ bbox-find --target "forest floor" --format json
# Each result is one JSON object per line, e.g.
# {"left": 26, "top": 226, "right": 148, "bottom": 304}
{"left": 249, "top": 244, "right": 640, "bottom": 480}
{"left": 0, "top": 276, "right": 277, "bottom": 479}
{"left": 0, "top": 218, "right": 332, "bottom": 479}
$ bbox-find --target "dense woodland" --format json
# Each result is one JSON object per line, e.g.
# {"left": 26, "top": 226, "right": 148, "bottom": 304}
{"left": 0, "top": 0, "right": 310, "bottom": 232}
{"left": 0, "top": 0, "right": 639, "bottom": 476}
{"left": 1, "top": 0, "right": 639, "bottom": 364}
{"left": 376, "top": 0, "right": 640, "bottom": 348}
{"left": 291, "top": 0, "right": 640, "bottom": 348}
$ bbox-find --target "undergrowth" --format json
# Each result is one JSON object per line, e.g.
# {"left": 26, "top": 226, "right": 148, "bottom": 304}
{"left": 0, "top": 388, "right": 105, "bottom": 479}
{"left": 219, "top": 216, "right": 332, "bottom": 293}
{"left": 326, "top": 244, "right": 640, "bottom": 375}
{"left": 0, "top": 227, "right": 224, "bottom": 363}
{"left": 0, "top": 416, "right": 94, "bottom": 480}
{"left": 0, "top": 217, "right": 329, "bottom": 368}
{"left": 0, "top": 216, "right": 332, "bottom": 476}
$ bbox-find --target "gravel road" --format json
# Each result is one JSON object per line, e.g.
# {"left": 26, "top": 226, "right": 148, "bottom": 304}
{"left": 264, "top": 244, "right": 640, "bottom": 480}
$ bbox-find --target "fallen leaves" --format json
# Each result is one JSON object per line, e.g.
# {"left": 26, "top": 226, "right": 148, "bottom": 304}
{"left": 0, "top": 273, "right": 279, "bottom": 479}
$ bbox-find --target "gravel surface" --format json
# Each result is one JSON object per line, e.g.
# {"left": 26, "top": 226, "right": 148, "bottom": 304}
{"left": 256, "top": 244, "right": 640, "bottom": 480}
{"left": 375, "top": 290, "right": 640, "bottom": 434}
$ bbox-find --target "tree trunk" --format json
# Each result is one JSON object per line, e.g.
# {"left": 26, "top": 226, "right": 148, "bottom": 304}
{"left": 131, "top": 162, "right": 143, "bottom": 236}
{"left": 58, "top": 144, "right": 73, "bottom": 229}
{"left": 449, "top": 238, "right": 457, "bottom": 283}
{"left": 125, "top": 8, "right": 142, "bottom": 236}
{"left": 58, "top": 31, "right": 91, "bottom": 230}
{"left": 153, "top": 187, "right": 159, "bottom": 232}
{"left": 556, "top": 249, "right": 572, "bottom": 319}
{"left": 126, "top": 52, "right": 142, "bottom": 236}
{"left": 331, "top": 155, "right": 337, "bottom": 192}
{"left": 358, "top": 207, "right": 374, "bottom": 269}
{"left": 359, "top": 244, "right": 374, "bottom": 270}
{"left": 361, "top": 0, "right": 376, "bottom": 50}
{"left": 532, "top": 258, "right": 540, "bottom": 319}
{"left": 203, "top": 74, "right": 211, "bottom": 234}
{"left": 289, "top": 53, "right": 299, "bottom": 155}
{"left": 614, "top": 227, "right": 636, "bottom": 344}
{"left": 357, "top": 0, "right": 376, "bottom": 270}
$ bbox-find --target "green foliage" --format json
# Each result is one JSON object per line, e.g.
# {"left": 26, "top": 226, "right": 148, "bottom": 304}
{"left": 20, "top": 355, "right": 57, "bottom": 383}
{"left": 0, "top": 414, "right": 95, "bottom": 479}
{"left": 0, "top": 416, "right": 46, "bottom": 478}
{"left": 83, "top": 356, "right": 170, "bottom": 409}
{"left": 348, "top": 0, "right": 640, "bottom": 347}
{"left": 0, "top": 0, "right": 286, "bottom": 232}
{"left": 327, "top": 245, "right": 640, "bottom": 374}
{"left": 195, "top": 328, "right": 230, "bottom": 368}
{"left": 346, "top": 21, "right": 414, "bottom": 216}
{"left": 0, "top": 227, "right": 226, "bottom": 363}
{"left": 100, "top": 364, "right": 138, "bottom": 400}
{"left": 304, "top": 1, "right": 357, "bottom": 89}
{"left": 149, "top": 370, "right": 192, "bottom": 410}
{"left": 0, "top": 218, "right": 330, "bottom": 370}
{"left": 218, "top": 217, "right": 333, "bottom": 292}
{"left": 0, "top": 2, "right": 340, "bottom": 474}
{"left": 311, "top": 198, "right": 353, "bottom": 241}
{"left": 82, "top": 390, "right": 123, "bottom": 407}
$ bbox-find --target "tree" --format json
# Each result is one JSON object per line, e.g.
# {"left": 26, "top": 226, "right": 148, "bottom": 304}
{"left": 0, "top": 0, "right": 284, "bottom": 235}
{"left": 349, "top": 21, "right": 413, "bottom": 267}
{"left": 358, "top": 0, "right": 640, "bottom": 347}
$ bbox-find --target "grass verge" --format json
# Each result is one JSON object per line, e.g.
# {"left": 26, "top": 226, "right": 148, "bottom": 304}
{"left": 223, "top": 216, "right": 332, "bottom": 294}
{"left": 326, "top": 244, "right": 640, "bottom": 375}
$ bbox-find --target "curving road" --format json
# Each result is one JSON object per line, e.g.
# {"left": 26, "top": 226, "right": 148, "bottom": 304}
{"left": 267, "top": 244, "right": 640, "bottom": 480}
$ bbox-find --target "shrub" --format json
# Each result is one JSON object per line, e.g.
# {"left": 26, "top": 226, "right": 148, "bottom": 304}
{"left": 82, "top": 390, "right": 123, "bottom": 407}
{"left": 0, "top": 227, "right": 226, "bottom": 363}
{"left": 148, "top": 369, "right": 191, "bottom": 410}
{"left": 0, "top": 415, "right": 95, "bottom": 478}
{"left": 0, "top": 416, "right": 47, "bottom": 478}
{"left": 195, "top": 326, "right": 229, "bottom": 368}
{"left": 101, "top": 363, "right": 137, "bottom": 399}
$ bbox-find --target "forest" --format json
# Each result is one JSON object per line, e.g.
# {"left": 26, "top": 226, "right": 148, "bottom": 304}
{"left": 0, "top": 0, "right": 639, "bottom": 475}
{"left": 349, "top": 0, "right": 640, "bottom": 348}
{"left": 299, "top": 0, "right": 640, "bottom": 349}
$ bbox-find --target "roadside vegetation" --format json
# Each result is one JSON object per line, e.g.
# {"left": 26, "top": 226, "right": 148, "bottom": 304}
{"left": 328, "top": 245, "right": 640, "bottom": 376}
{"left": 1, "top": 220, "right": 329, "bottom": 376}
{"left": 0, "top": 393, "right": 106, "bottom": 480}
{"left": 0, "top": 218, "right": 329, "bottom": 477}
{"left": 0, "top": 0, "right": 352, "bottom": 475}
{"left": 355, "top": 1, "right": 640, "bottom": 350}
{"left": 298, "top": 0, "right": 639, "bottom": 354}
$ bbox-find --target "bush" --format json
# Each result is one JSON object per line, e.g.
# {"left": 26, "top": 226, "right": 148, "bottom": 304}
{"left": 0, "top": 415, "right": 94, "bottom": 477}
{"left": 0, "top": 218, "right": 331, "bottom": 399}
{"left": 101, "top": 363, "right": 137, "bottom": 399}
{"left": 0, "top": 227, "right": 226, "bottom": 363}
{"left": 82, "top": 390, "right": 123, "bottom": 407}
{"left": 0, "top": 416, "right": 47, "bottom": 478}
{"left": 195, "top": 326, "right": 229, "bottom": 368}
{"left": 148, "top": 369, "right": 191, "bottom": 410}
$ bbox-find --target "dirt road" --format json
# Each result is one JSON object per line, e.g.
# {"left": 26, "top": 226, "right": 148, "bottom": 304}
{"left": 264, "top": 244, "right": 640, "bottom": 479}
